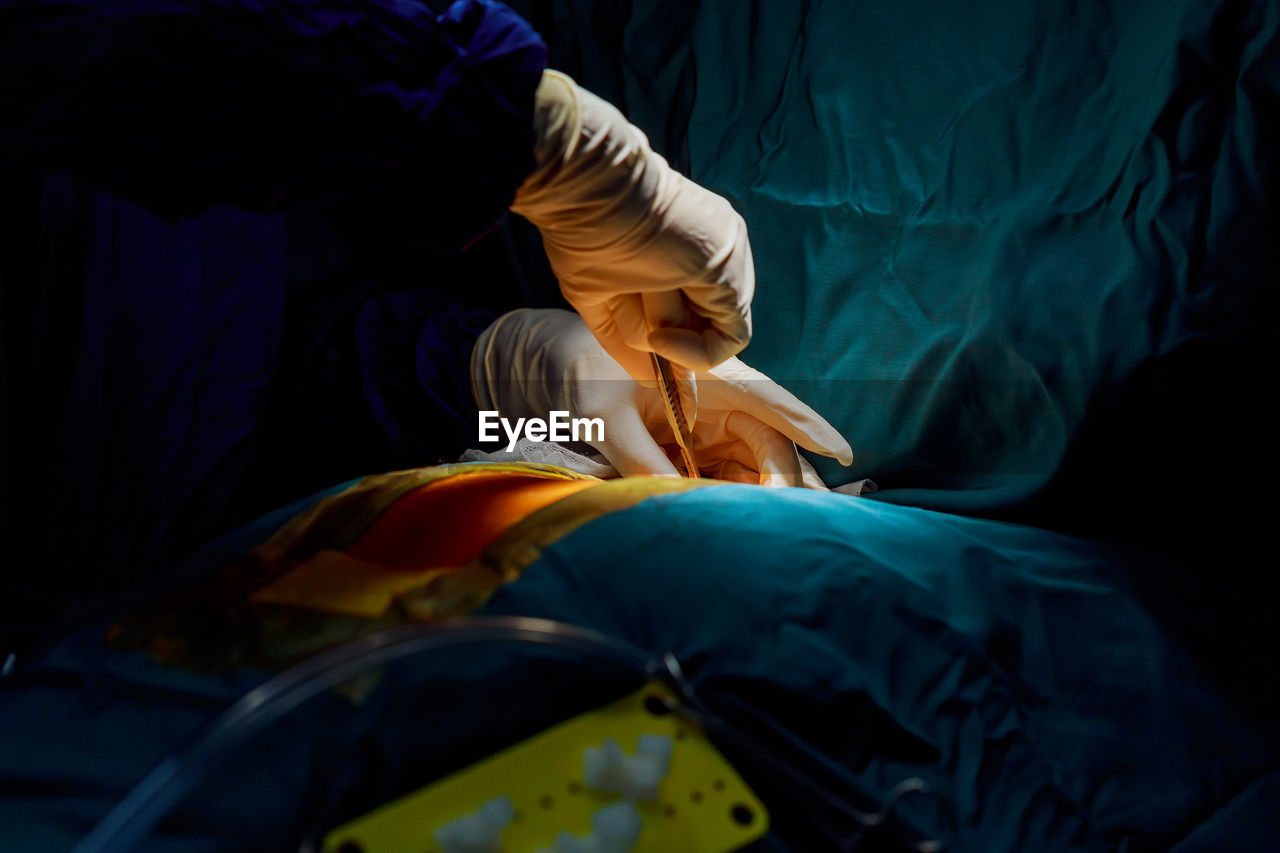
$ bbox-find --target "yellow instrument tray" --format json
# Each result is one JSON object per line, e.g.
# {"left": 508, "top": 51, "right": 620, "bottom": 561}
{"left": 322, "top": 682, "right": 769, "bottom": 853}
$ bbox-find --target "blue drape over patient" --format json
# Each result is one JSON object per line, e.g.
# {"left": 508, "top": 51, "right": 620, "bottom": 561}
{"left": 0, "top": 0, "right": 548, "bottom": 642}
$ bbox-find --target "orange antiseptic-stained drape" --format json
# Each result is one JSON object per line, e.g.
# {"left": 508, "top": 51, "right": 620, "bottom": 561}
{"left": 343, "top": 471, "right": 599, "bottom": 571}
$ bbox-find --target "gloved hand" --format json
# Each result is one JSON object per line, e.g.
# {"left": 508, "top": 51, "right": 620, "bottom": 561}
{"left": 511, "top": 70, "right": 753, "bottom": 385}
{"left": 471, "top": 309, "right": 853, "bottom": 487}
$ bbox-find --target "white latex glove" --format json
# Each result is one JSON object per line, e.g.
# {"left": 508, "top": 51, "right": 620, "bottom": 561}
{"left": 471, "top": 309, "right": 853, "bottom": 487}
{"left": 510, "top": 70, "right": 753, "bottom": 385}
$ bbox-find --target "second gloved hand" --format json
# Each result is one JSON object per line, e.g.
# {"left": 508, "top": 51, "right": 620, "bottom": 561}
{"left": 471, "top": 309, "right": 853, "bottom": 487}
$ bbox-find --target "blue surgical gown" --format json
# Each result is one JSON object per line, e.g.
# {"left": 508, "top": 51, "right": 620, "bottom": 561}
{"left": 0, "top": 0, "right": 550, "bottom": 650}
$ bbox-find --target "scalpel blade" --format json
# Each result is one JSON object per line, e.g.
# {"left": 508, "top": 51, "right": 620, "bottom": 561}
{"left": 652, "top": 353, "right": 700, "bottom": 479}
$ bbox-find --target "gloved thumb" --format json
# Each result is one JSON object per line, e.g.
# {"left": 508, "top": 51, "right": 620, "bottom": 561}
{"left": 577, "top": 301, "right": 661, "bottom": 387}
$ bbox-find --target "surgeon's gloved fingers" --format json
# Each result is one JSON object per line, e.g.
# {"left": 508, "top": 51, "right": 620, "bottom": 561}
{"left": 641, "top": 287, "right": 747, "bottom": 375}
{"left": 594, "top": 406, "right": 682, "bottom": 478}
{"left": 691, "top": 416, "right": 795, "bottom": 487}
{"left": 607, "top": 292, "right": 657, "bottom": 355}
{"left": 577, "top": 301, "right": 658, "bottom": 387}
{"left": 710, "top": 361, "right": 853, "bottom": 466}
{"left": 721, "top": 411, "right": 808, "bottom": 488}
{"left": 641, "top": 288, "right": 697, "bottom": 334}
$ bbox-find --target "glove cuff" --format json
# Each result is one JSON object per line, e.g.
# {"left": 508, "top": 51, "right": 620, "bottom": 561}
{"left": 526, "top": 69, "right": 582, "bottom": 170}
{"left": 511, "top": 70, "right": 665, "bottom": 240}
